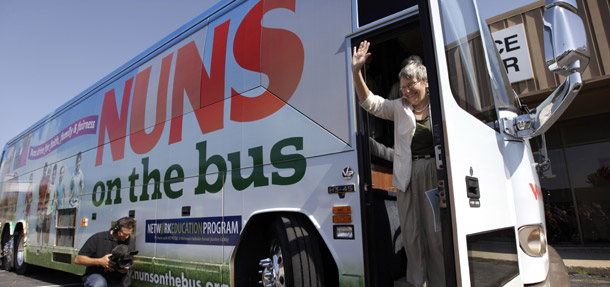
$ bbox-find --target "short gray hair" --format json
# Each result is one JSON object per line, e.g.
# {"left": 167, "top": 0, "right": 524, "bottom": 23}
{"left": 398, "top": 55, "right": 427, "bottom": 82}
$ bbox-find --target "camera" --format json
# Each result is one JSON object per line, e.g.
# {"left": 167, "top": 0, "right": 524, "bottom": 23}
{"left": 107, "top": 244, "right": 139, "bottom": 272}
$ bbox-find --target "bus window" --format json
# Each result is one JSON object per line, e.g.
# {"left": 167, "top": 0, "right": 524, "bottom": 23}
{"left": 356, "top": 0, "right": 415, "bottom": 27}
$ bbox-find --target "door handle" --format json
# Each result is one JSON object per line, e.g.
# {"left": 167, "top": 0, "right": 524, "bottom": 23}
{"left": 466, "top": 176, "right": 480, "bottom": 208}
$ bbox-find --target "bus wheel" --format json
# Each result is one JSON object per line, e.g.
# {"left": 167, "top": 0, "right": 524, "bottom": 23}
{"left": 259, "top": 214, "right": 324, "bottom": 287}
{"left": 2, "top": 235, "right": 14, "bottom": 271}
{"left": 14, "top": 232, "right": 29, "bottom": 274}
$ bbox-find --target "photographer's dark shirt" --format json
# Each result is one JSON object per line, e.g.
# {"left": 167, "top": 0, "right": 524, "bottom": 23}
{"left": 78, "top": 230, "right": 135, "bottom": 280}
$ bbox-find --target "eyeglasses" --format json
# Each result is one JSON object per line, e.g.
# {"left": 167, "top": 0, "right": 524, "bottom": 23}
{"left": 400, "top": 81, "right": 419, "bottom": 92}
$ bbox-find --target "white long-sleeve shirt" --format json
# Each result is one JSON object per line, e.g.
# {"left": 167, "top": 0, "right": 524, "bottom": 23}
{"left": 361, "top": 92, "right": 416, "bottom": 192}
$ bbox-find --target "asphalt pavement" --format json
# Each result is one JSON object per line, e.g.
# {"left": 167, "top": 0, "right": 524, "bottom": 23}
{"left": 0, "top": 265, "right": 608, "bottom": 286}
{"left": 570, "top": 273, "right": 610, "bottom": 287}
{"left": 0, "top": 267, "right": 82, "bottom": 287}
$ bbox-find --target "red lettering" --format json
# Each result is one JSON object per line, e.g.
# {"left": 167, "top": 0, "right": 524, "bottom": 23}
{"left": 529, "top": 183, "right": 542, "bottom": 201}
{"left": 130, "top": 54, "right": 173, "bottom": 154}
{"left": 169, "top": 21, "right": 230, "bottom": 144}
{"left": 95, "top": 0, "right": 306, "bottom": 163}
{"left": 231, "top": 0, "right": 304, "bottom": 122}
{"left": 95, "top": 78, "right": 134, "bottom": 166}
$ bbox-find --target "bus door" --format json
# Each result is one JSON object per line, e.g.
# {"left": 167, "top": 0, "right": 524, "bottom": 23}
{"left": 350, "top": 9, "right": 434, "bottom": 287}
{"left": 425, "top": 0, "right": 525, "bottom": 285}
{"left": 352, "top": 1, "right": 523, "bottom": 285}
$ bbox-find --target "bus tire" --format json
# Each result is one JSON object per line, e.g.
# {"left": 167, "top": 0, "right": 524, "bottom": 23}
{"left": 260, "top": 214, "right": 325, "bottom": 287}
{"left": 2, "top": 235, "right": 14, "bottom": 271}
{"left": 14, "top": 231, "right": 29, "bottom": 274}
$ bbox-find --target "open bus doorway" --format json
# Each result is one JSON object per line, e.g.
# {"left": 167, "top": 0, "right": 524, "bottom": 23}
{"left": 352, "top": 17, "right": 440, "bottom": 287}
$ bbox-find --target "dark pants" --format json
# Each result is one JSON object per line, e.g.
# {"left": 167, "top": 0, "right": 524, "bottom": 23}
{"left": 83, "top": 273, "right": 130, "bottom": 287}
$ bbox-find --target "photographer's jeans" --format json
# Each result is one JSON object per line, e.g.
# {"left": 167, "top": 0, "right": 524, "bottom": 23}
{"left": 83, "top": 273, "right": 122, "bottom": 287}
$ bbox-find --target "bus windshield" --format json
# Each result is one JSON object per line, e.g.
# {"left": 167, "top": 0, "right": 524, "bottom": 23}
{"left": 439, "top": 0, "right": 520, "bottom": 125}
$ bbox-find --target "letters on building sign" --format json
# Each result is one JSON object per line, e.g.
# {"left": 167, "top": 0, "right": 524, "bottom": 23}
{"left": 492, "top": 23, "right": 534, "bottom": 83}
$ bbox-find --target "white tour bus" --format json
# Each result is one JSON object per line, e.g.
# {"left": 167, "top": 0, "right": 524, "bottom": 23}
{"left": 0, "top": 0, "right": 589, "bottom": 286}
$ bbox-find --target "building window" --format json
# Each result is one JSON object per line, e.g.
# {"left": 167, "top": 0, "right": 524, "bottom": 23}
{"left": 565, "top": 141, "right": 610, "bottom": 243}
{"left": 540, "top": 148, "right": 580, "bottom": 244}
{"left": 535, "top": 113, "right": 610, "bottom": 245}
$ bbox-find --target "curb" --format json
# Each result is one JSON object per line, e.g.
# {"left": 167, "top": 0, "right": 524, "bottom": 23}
{"left": 566, "top": 265, "right": 610, "bottom": 277}
{"left": 555, "top": 247, "right": 610, "bottom": 277}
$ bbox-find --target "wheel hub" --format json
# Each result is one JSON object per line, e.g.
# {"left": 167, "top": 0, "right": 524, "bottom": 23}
{"left": 259, "top": 240, "right": 285, "bottom": 287}
{"left": 16, "top": 241, "right": 24, "bottom": 267}
{"left": 3, "top": 237, "right": 14, "bottom": 269}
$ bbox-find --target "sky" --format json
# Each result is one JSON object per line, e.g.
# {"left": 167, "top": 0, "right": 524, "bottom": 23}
{"left": 0, "top": 0, "right": 537, "bottom": 150}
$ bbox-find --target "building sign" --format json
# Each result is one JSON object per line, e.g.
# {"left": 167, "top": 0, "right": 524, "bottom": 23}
{"left": 492, "top": 23, "right": 534, "bottom": 83}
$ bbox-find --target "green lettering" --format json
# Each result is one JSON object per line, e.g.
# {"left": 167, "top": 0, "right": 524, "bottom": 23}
{"left": 270, "top": 137, "right": 306, "bottom": 185}
{"left": 105, "top": 178, "right": 122, "bottom": 205}
{"left": 141, "top": 157, "right": 162, "bottom": 201}
{"left": 92, "top": 181, "right": 105, "bottom": 207}
{"left": 128, "top": 168, "right": 139, "bottom": 202}
{"left": 228, "top": 146, "right": 268, "bottom": 191}
{"left": 164, "top": 164, "right": 184, "bottom": 199}
{"left": 194, "top": 141, "right": 226, "bottom": 194}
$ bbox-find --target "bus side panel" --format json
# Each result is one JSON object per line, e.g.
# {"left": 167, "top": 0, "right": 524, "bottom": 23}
{"left": 260, "top": 0, "right": 353, "bottom": 145}
{"left": 221, "top": 0, "right": 361, "bottom": 282}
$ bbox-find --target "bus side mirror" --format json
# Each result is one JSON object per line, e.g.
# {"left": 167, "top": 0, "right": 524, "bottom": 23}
{"left": 543, "top": 0, "right": 589, "bottom": 75}
{"left": 524, "top": 0, "right": 590, "bottom": 138}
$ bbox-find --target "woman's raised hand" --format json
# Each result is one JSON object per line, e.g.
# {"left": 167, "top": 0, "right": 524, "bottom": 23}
{"left": 352, "top": 40, "right": 371, "bottom": 72}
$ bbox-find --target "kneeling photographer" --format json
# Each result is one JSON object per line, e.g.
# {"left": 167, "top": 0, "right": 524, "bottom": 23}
{"left": 75, "top": 217, "right": 137, "bottom": 287}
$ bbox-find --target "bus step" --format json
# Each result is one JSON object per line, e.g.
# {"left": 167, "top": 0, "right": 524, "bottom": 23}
{"left": 393, "top": 276, "right": 414, "bottom": 287}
